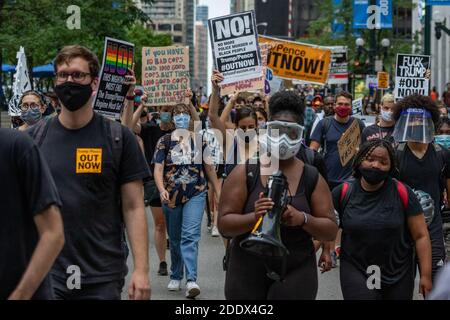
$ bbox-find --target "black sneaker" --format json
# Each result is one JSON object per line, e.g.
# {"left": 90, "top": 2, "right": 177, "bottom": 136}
{"left": 158, "top": 261, "right": 168, "bottom": 276}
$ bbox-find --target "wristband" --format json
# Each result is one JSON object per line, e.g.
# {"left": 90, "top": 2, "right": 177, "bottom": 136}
{"left": 300, "top": 211, "right": 308, "bottom": 227}
{"left": 126, "top": 95, "right": 135, "bottom": 101}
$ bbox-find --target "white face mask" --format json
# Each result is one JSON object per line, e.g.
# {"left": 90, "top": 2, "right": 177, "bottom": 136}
{"left": 380, "top": 110, "right": 393, "bottom": 122}
{"left": 265, "top": 133, "right": 302, "bottom": 160}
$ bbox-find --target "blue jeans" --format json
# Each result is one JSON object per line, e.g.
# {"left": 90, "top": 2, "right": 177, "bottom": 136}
{"left": 163, "top": 191, "right": 206, "bottom": 282}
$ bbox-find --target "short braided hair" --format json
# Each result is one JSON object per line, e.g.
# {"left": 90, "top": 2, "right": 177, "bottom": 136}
{"left": 352, "top": 139, "right": 396, "bottom": 179}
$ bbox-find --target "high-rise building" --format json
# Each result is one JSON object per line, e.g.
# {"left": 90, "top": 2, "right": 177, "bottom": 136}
{"left": 193, "top": 20, "right": 208, "bottom": 93}
{"left": 136, "top": 0, "right": 185, "bottom": 44}
{"left": 196, "top": 4, "right": 208, "bottom": 25}
{"left": 185, "top": 0, "right": 195, "bottom": 84}
{"left": 136, "top": 0, "right": 195, "bottom": 82}
{"left": 230, "top": 0, "right": 255, "bottom": 13}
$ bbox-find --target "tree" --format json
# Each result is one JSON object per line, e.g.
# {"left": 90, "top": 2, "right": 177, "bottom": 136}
{"left": 0, "top": 0, "right": 171, "bottom": 83}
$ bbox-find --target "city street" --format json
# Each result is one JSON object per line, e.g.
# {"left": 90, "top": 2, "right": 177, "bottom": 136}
{"left": 123, "top": 207, "right": 424, "bottom": 300}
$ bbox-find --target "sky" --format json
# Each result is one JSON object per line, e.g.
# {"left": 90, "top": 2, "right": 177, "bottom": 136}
{"left": 198, "top": 0, "right": 230, "bottom": 94}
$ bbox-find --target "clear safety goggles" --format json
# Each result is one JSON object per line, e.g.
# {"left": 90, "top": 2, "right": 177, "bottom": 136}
{"left": 266, "top": 121, "right": 304, "bottom": 142}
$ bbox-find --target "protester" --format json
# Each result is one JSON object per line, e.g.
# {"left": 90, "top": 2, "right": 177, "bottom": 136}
{"left": 17, "top": 90, "right": 47, "bottom": 131}
{"left": 361, "top": 93, "right": 396, "bottom": 143}
{"left": 430, "top": 86, "right": 439, "bottom": 102}
{"left": 218, "top": 90, "right": 338, "bottom": 300}
{"left": 392, "top": 94, "right": 450, "bottom": 282}
{"left": 333, "top": 139, "right": 432, "bottom": 299}
{"left": 255, "top": 106, "right": 267, "bottom": 129}
{"left": 435, "top": 118, "right": 450, "bottom": 150}
{"left": 310, "top": 92, "right": 365, "bottom": 190}
{"left": 153, "top": 103, "right": 221, "bottom": 298}
{"left": 252, "top": 96, "right": 264, "bottom": 109}
{"left": 0, "top": 129, "right": 64, "bottom": 300}
{"left": 438, "top": 101, "right": 448, "bottom": 118}
{"left": 323, "top": 96, "right": 335, "bottom": 117}
{"left": 28, "top": 45, "right": 151, "bottom": 300}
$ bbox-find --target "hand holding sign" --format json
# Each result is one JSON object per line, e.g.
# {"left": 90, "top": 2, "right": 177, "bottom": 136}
{"left": 211, "top": 70, "right": 224, "bottom": 91}
{"left": 124, "top": 65, "right": 136, "bottom": 97}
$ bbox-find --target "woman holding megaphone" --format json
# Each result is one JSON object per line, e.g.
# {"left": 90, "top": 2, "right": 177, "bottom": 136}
{"left": 218, "top": 90, "right": 338, "bottom": 300}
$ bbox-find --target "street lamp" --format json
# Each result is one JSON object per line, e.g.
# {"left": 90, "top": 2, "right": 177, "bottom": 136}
{"left": 434, "top": 11, "right": 450, "bottom": 40}
{"left": 355, "top": 37, "right": 390, "bottom": 73}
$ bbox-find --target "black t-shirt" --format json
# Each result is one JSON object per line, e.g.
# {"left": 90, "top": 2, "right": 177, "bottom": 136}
{"left": 0, "top": 129, "right": 61, "bottom": 299}
{"left": 332, "top": 178, "right": 422, "bottom": 284}
{"left": 139, "top": 122, "right": 172, "bottom": 170}
{"left": 29, "top": 113, "right": 150, "bottom": 283}
{"left": 296, "top": 146, "right": 328, "bottom": 183}
{"left": 361, "top": 124, "right": 395, "bottom": 144}
{"left": 397, "top": 144, "right": 450, "bottom": 239}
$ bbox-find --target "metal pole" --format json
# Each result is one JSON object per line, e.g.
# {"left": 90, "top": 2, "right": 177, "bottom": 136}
{"left": 424, "top": 5, "right": 431, "bottom": 55}
{"left": 369, "top": 0, "right": 377, "bottom": 74}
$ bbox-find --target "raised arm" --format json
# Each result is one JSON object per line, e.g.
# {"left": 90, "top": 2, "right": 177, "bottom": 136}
{"left": 121, "top": 67, "right": 137, "bottom": 129}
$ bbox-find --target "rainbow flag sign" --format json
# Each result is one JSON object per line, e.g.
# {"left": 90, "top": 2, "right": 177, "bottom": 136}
{"left": 94, "top": 37, "right": 134, "bottom": 119}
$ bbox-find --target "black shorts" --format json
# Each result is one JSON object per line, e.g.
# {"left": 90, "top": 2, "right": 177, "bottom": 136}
{"left": 52, "top": 275, "right": 124, "bottom": 300}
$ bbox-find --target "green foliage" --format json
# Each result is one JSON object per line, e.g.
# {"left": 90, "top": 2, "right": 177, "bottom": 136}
{"left": 0, "top": 0, "right": 171, "bottom": 82}
{"left": 302, "top": 0, "right": 418, "bottom": 76}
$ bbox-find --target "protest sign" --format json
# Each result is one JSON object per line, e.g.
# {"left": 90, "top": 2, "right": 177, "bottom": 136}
{"left": 365, "top": 75, "right": 378, "bottom": 90}
{"left": 8, "top": 47, "right": 32, "bottom": 116}
{"left": 352, "top": 98, "right": 363, "bottom": 115}
{"left": 220, "top": 43, "right": 269, "bottom": 95}
{"left": 394, "top": 54, "right": 430, "bottom": 101}
{"left": 338, "top": 119, "right": 361, "bottom": 166}
{"left": 327, "top": 46, "right": 348, "bottom": 85}
{"left": 142, "top": 46, "right": 190, "bottom": 106}
{"left": 264, "top": 68, "right": 283, "bottom": 95}
{"left": 93, "top": 37, "right": 134, "bottom": 119}
{"left": 209, "top": 11, "right": 261, "bottom": 85}
{"left": 258, "top": 36, "right": 331, "bottom": 85}
{"left": 377, "top": 71, "right": 389, "bottom": 89}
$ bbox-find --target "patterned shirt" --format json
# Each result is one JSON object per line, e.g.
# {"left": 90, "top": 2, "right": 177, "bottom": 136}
{"left": 153, "top": 132, "right": 208, "bottom": 208}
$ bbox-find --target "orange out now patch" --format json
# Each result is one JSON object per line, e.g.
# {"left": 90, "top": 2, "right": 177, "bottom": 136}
{"left": 76, "top": 148, "right": 102, "bottom": 173}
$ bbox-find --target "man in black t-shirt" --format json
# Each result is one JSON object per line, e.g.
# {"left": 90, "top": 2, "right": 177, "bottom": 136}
{"left": 29, "top": 45, "right": 151, "bottom": 300}
{"left": 392, "top": 95, "right": 450, "bottom": 282}
{"left": 0, "top": 129, "right": 64, "bottom": 300}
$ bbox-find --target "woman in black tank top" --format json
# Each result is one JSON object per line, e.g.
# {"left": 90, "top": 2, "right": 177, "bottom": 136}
{"left": 218, "top": 91, "right": 338, "bottom": 300}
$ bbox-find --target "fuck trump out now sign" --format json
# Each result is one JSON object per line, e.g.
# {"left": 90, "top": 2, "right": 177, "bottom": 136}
{"left": 208, "top": 10, "right": 262, "bottom": 85}
{"left": 394, "top": 54, "right": 430, "bottom": 101}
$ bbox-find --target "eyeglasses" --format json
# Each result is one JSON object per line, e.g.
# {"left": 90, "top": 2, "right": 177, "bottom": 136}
{"left": 55, "top": 71, "right": 92, "bottom": 83}
{"left": 20, "top": 103, "right": 41, "bottom": 111}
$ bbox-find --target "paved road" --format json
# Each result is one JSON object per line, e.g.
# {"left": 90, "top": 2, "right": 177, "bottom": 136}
{"left": 123, "top": 207, "right": 423, "bottom": 300}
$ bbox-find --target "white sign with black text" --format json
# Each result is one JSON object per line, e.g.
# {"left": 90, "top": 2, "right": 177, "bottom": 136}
{"left": 208, "top": 10, "right": 262, "bottom": 85}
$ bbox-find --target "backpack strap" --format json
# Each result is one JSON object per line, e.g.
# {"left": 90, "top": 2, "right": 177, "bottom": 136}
{"left": 106, "top": 119, "right": 123, "bottom": 172}
{"left": 339, "top": 181, "right": 354, "bottom": 212}
{"left": 31, "top": 117, "right": 53, "bottom": 147}
{"left": 394, "top": 179, "right": 408, "bottom": 210}
{"left": 302, "top": 164, "right": 319, "bottom": 205}
{"left": 304, "top": 146, "right": 315, "bottom": 166}
{"left": 321, "top": 117, "right": 333, "bottom": 154}
{"left": 245, "top": 158, "right": 260, "bottom": 194}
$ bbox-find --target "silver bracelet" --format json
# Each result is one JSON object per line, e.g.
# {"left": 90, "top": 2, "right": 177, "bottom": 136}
{"left": 302, "top": 211, "right": 308, "bottom": 226}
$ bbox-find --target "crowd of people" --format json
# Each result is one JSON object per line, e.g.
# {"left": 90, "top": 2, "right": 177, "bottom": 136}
{"left": 1, "top": 44, "right": 450, "bottom": 301}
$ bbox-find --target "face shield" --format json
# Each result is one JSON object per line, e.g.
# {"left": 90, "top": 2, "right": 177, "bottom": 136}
{"left": 393, "top": 108, "right": 435, "bottom": 144}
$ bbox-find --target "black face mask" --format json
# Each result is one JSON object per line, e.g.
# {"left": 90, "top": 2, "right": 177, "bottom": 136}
{"left": 359, "top": 167, "right": 389, "bottom": 185}
{"left": 54, "top": 81, "right": 93, "bottom": 112}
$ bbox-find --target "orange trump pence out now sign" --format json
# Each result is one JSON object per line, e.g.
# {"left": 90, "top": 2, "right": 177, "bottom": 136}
{"left": 76, "top": 148, "right": 103, "bottom": 174}
{"left": 258, "top": 36, "right": 331, "bottom": 85}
